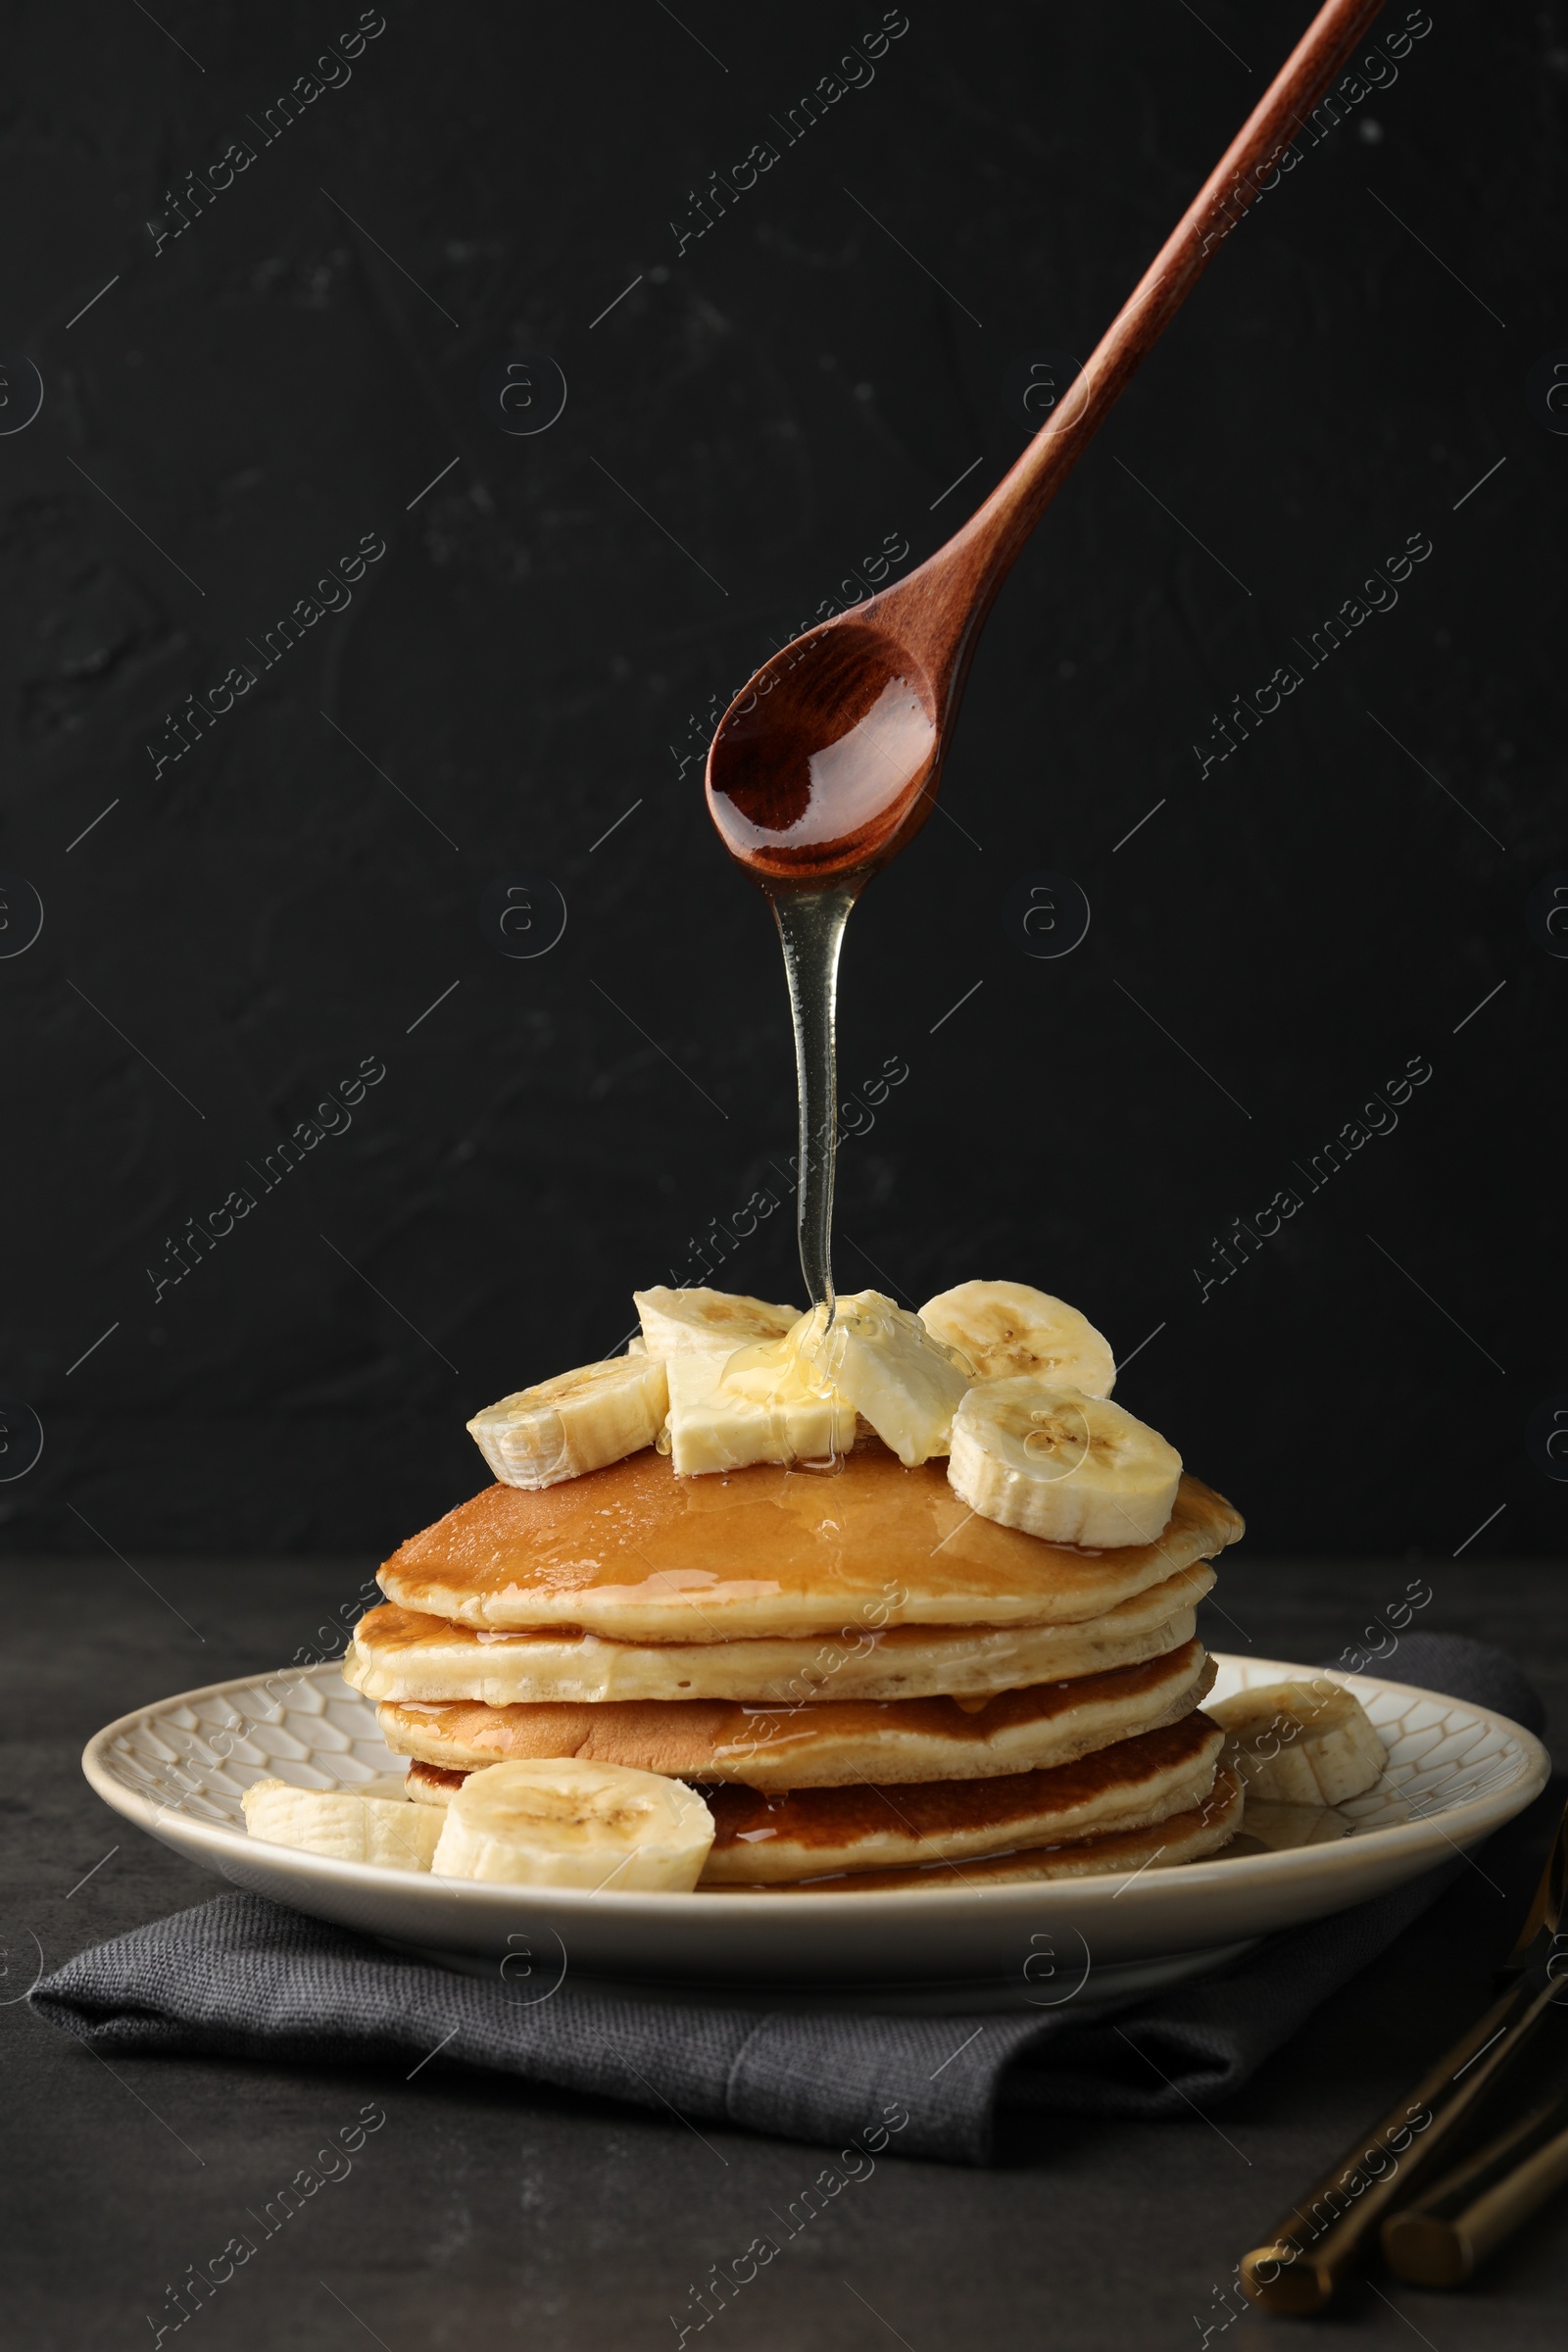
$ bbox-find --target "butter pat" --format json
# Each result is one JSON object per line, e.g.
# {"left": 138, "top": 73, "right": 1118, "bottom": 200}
{"left": 665, "top": 1343, "right": 856, "bottom": 1477}
{"left": 796, "top": 1290, "right": 969, "bottom": 1466}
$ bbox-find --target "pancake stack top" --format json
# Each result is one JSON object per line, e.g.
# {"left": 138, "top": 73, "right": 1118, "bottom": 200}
{"left": 346, "top": 1279, "right": 1246, "bottom": 1888}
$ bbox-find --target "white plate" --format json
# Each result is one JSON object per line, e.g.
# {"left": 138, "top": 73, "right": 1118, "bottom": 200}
{"left": 82, "top": 1654, "right": 1548, "bottom": 2012}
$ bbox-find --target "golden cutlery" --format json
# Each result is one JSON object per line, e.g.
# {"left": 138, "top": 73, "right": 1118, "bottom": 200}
{"left": 1238, "top": 1790, "right": 1567, "bottom": 2312}
{"left": 1381, "top": 2090, "right": 1568, "bottom": 2286}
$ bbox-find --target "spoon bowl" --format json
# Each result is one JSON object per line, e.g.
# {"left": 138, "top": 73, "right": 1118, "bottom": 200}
{"left": 706, "top": 618, "right": 939, "bottom": 891}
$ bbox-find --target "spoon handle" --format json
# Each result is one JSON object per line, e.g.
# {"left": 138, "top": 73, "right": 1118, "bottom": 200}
{"left": 893, "top": 0, "right": 1390, "bottom": 661}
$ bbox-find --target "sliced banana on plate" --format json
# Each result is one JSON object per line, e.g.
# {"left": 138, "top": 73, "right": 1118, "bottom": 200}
{"left": 242, "top": 1775, "right": 443, "bottom": 1871}
{"left": 1205, "top": 1679, "right": 1387, "bottom": 1806}
{"left": 948, "top": 1379, "right": 1181, "bottom": 1546}
{"left": 1241, "top": 1800, "right": 1354, "bottom": 1851}
{"left": 467, "top": 1354, "right": 669, "bottom": 1490}
{"left": 430, "top": 1757, "right": 715, "bottom": 1890}
{"left": 793, "top": 1290, "right": 969, "bottom": 1466}
{"left": 634, "top": 1284, "right": 802, "bottom": 1356}
{"left": 918, "top": 1278, "right": 1116, "bottom": 1396}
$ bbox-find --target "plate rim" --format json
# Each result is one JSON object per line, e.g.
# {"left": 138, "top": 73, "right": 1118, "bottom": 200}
{"left": 80, "top": 1650, "right": 1551, "bottom": 1924}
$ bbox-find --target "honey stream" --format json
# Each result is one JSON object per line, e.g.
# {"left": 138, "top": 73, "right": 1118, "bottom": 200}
{"left": 767, "top": 885, "right": 856, "bottom": 1318}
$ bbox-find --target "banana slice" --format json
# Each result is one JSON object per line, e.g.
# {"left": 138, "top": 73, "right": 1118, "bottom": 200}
{"left": 1205, "top": 1679, "right": 1387, "bottom": 1805}
{"left": 1240, "top": 1800, "right": 1353, "bottom": 1851}
{"left": 430, "top": 1757, "right": 714, "bottom": 1890}
{"left": 467, "top": 1355, "right": 668, "bottom": 1490}
{"left": 664, "top": 1339, "right": 856, "bottom": 1477}
{"left": 918, "top": 1279, "right": 1116, "bottom": 1396}
{"left": 948, "top": 1380, "right": 1181, "bottom": 1546}
{"left": 242, "top": 1775, "right": 442, "bottom": 1871}
{"left": 634, "top": 1284, "right": 803, "bottom": 1356}
{"left": 792, "top": 1291, "right": 969, "bottom": 1466}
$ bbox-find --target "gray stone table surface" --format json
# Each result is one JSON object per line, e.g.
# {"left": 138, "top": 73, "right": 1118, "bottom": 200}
{"left": 4, "top": 1553, "right": 1566, "bottom": 2351}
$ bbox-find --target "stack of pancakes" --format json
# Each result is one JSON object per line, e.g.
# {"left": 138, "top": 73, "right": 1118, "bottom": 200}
{"left": 347, "top": 1439, "right": 1247, "bottom": 1890}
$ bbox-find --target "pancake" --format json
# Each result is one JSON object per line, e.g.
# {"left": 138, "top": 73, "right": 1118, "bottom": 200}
{"left": 346, "top": 1560, "right": 1215, "bottom": 1707}
{"left": 766, "top": 1767, "right": 1245, "bottom": 1890}
{"left": 406, "top": 1752, "right": 1241, "bottom": 1888}
{"left": 377, "top": 1439, "right": 1243, "bottom": 1642}
{"left": 375, "top": 1642, "right": 1213, "bottom": 1791}
{"left": 405, "top": 1714, "right": 1225, "bottom": 1879}
{"left": 698, "top": 1712, "right": 1225, "bottom": 1882}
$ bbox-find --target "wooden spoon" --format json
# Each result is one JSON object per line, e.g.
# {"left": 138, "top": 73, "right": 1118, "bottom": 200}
{"left": 708, "top": 0, "right": 1387, "bottom": 891}
{"left": 704, "top": 0, "right": 1388, "bottom": 1307}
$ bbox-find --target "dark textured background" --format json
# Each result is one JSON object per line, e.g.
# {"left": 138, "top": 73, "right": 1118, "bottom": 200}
{"left": 2, "top": 0, "right": 1563, "bottom": 1563}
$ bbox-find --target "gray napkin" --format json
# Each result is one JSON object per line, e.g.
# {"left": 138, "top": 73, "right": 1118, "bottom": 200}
{"left": 31, "top": 1634, "right": 1546, "bottom": 2165}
